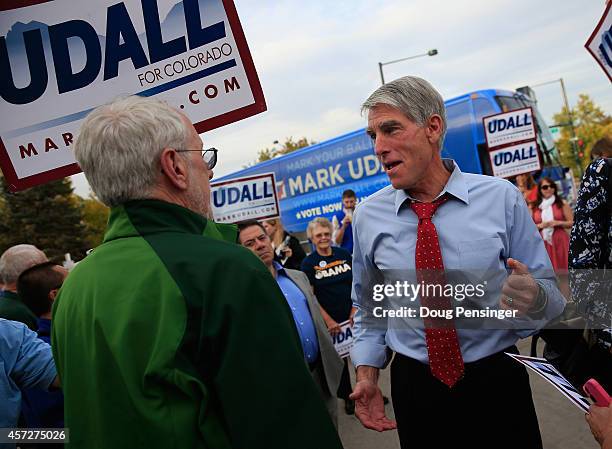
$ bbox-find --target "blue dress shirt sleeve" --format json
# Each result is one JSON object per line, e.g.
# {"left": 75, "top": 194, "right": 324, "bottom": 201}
{"left": 4, "top": 319, "right": 57, "bottom": 390}
{"left": 350, "top": 207, "right": 389, "bottom": 369}
{"left": 505, "top": 188, "right": 566, "bottom": 336}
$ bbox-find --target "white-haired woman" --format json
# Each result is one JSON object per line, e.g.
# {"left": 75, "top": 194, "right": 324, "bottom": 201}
{"left": 301, "top": 217, "right": 356, "bottom": 414}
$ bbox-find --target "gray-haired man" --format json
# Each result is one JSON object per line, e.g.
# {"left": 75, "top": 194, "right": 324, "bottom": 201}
{"left": 349, "top": 76, "right": 565, "bottom": 449}
{"left": 52, "top": 96, "right": 343, "bottom": 449}
{"left": 0, "top": 244, "right": 48, "bottom": 329}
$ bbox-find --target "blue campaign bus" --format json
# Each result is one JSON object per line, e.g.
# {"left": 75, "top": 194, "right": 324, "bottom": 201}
{"left": 216, "top": 89, "right": 564, "bottom": 233}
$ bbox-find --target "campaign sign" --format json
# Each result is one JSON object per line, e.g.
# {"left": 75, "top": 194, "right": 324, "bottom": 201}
{"left": 489, "top": 140, "right": 541, "bottom": 178}
{"left": 0, "top": 0, "right": 266, "bottom": 191}
{"left": 483, "top": 107, "right": 536, "bottom": 149}
{"left": 585, "top": 1, "right": 612, "bottom": 82}
{"left": 505, "top": 353, "right": 591, "bottom": 413}
{"left": 332, "top": 320, "right": 353, "bottom": 359}
{"left": 210, "top": 173, "right": 279, "bottom": 223}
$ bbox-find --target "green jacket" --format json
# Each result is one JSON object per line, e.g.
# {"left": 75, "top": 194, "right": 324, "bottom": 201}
{"left": 0, "top": 290, "right": 37, "bottom": 330}
{"left": 52, "top": 200, "right": 343, "bottom": 449}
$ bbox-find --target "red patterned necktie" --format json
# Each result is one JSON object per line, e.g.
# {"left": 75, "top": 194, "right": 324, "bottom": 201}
{"left": 410, "top": 196, "right": 464, "bottom": 387}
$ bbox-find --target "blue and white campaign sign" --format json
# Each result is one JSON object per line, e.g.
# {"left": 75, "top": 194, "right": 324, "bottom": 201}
{"left": 585, "top": 1, "right": 612, "bottom": 82}
{"left": 506, "top": 353, "right": 591, "bottom": 413}
{"left": 214, "top": 129, "right": 391, "bottom": 232}
{"left": 0, "top": 0, "right": 266, "bottom": 191}
{"left": 489, "top": 140, "right": 541, "bottom": 178}
{"left": 483, "top": 107, "right": 536, "bottom": 149}
{"left": 210, "top": 172, "right": 279, "bottom": 223}
{"left": 332, "top": 320, "right": 354, "bottom": 359}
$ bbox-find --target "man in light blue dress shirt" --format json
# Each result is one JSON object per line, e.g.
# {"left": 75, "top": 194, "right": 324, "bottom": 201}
{"left": 348, "top": 76, "right": 566, "bottom": 449}
{"left": 0, "top": 318, "right": 60, "bottom": 448}
{"left": 237, "top": 220, "right": 344, "bottom": 427}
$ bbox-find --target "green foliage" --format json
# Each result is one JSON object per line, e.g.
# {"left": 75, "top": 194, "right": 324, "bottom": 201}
{"left": 256, "top": 137, "right": 316, "bottom": 163}
{"left": 552, "top": 94, "right": 612, "bottom": 173}
{"left": 77, "top": 195, "right": 110, "bottom": 250}
{"left": 0, "top": 177, "right": 89, "bottom": 261}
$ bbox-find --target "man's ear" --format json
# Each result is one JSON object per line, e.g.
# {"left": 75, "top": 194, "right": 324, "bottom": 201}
{"left": 49, "top": 288, "right": 60, "bottom": 301}
{"left": 159, "top": 148, "right": 189, "bottom": 190}
{"left": 425, "top": 114, "right": 444, "bottom": 144}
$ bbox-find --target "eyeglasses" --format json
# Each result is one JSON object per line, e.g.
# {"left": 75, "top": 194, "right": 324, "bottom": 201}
{"left": 176, "top": 148, "right": 218, "bottom": 170}
{"left": 540, "top": 184, "right": 554, "bottom": 191}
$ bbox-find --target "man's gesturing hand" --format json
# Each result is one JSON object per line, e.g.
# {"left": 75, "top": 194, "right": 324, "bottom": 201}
{"left": 500, "top": 258, "right": 540, "bottom": 316}
{"left": 349, "top": 370, "right": 396, "bottom": 432}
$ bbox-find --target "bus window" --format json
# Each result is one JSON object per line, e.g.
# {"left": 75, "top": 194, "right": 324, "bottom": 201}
{"left": 472, "top": 98, "right": 498, "bottom": 176}
{"left": 444, "top": 100, "right": 480, "bottom": 173}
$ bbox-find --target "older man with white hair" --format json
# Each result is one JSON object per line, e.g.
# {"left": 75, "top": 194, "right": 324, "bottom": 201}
{"left": 0, "top": 244, "right": 48, "bottom": 329}
{"left": 51, "top": 96, "right": 343, "bottom": 449}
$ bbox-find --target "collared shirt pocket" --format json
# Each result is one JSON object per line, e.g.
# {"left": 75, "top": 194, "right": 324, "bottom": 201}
{"left": 458, "top": 237, "right": 506, "bottom": 271}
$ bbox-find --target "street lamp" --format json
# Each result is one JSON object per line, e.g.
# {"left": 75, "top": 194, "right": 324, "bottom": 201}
{"left": 529, "top": 78, "right": 582, "bottom": 176}
{"left": 378, "top": 49, "right": 438, "bottom": 85}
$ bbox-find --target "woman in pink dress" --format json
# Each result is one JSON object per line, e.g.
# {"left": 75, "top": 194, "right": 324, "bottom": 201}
{"left": 532, "top": 177, "right": 574, "bottom": 271}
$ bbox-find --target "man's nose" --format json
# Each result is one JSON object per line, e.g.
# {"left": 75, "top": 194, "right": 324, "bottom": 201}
{"left": 373, "top": 137, "right": 388, "bottom": 157}
{"left": 208, "top": 170, "right": 214, "bottom": 180}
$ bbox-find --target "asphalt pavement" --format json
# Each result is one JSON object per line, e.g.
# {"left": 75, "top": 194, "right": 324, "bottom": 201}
{"left": 337, "top": 338, "right": 598, "bottom": 449}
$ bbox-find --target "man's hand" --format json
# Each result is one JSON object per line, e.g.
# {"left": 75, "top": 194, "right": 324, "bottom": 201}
{"left": 586, "top": 403, "right": 612, "bottom": 447}
{"left": 342, "top": 215, "right": 352, "bottom": 227}
{"left": 500, "top": 258, "right": 539, "bottom": 316}
{"left": 350, "top": 367, "right": 396, "bottom": 432}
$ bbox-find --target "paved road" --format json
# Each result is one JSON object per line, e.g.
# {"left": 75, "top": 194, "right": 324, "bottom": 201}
{"left": 337, "top": 338, "right": 598, "bottom": 449}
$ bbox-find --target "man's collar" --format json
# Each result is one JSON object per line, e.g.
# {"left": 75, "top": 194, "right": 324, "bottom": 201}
{"left": 37, "top": 317, "right": 51, "bottom": 332}
{"left": 272, "top": 260, "right": 286, "bottom": 277}
{"left": 394, "top": 159, "right": 469, "bottom": 214}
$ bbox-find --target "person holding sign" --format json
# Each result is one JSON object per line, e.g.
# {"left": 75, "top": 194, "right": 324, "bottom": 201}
{"left": 51, "top": 96, "right": 343, "bottom": 449}
{"left": 587, "top": 402, "right": 612, "bottom": 449}
{"left": 301, "top": 217, "right": 357, "bottom": 415}
{"left": 237, "top": 219, "right": 343, "bottom": 427}
{"left": 262, "top": 218, "right": 306, "bottom": 270}
{"left": 349, "top": 76, "right": 566, "bottom": 449}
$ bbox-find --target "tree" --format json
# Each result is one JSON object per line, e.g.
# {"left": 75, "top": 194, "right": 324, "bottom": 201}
{"left": 78, "top": 195, "right": 110, "bottom": 250}
{"left": 552, "top": 94, "right": 612, "bottom": 173}
{"left": 256, "top": 137, "right": 316, "bottom": 163}
{"left": 0, "top": 177, "right": 89, "bottom": 261}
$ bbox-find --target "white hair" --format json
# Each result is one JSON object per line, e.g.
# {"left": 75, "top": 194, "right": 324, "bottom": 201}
{"left": 362, "top": 76, "right": 447, "bottom": 146}
{"left": 0, "top": 244, "right": 48, "bottom": 285}
{"left": 74, "top": 96, "right": 188, "bottom": 207}
{"left": 307, "top": 217, "right": 333, "bottom": 240}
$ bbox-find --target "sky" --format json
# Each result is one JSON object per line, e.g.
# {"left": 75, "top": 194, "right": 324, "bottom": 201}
{"left": 70, "top": 0, "right": 612, "bottom": 196}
